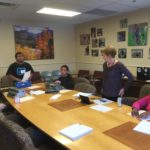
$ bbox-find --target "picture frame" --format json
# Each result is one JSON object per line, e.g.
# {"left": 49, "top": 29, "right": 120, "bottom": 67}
{"left": 91, "top": 27, "right": 96, "bottom": 38}
{"left": 118, "top": 48, "right": 127, "bottom": 59}
{"left": 97, "top": 28, "right": 103, "bottom": 36}
{"left": 99, "top": 38, "right": 105, "bottom": 47}
{"left": 91, "top": 49, "right": 99, "bottom": 57}
{"left": 117, "top": 31, "right": 126, "bottom": 42}
{"left": 120, "top": 18, "right": 128, "bottom": 28}
{"left": 80, "top": 34, "right": 90, "bottom": 45}
{"left": 128, "top": 22, "right": 148, "bottom": 46}
{"left": 131, "top": 49, "right": 143, "bottom": 58}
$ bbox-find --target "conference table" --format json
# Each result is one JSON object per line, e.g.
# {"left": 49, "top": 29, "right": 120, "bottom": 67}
{"left": 4, "top": 83, "right": 139, "bottom": 150}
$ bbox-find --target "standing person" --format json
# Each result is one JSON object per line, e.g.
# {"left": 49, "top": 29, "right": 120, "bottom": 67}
{"left": 101, "top": 46, "right": 133, "bottom": 101}
{"left": 55, "top": 65, "right": 74, "bottom": 89}
{"left": 6, "top": 52, "right": 34, "bottom": 83}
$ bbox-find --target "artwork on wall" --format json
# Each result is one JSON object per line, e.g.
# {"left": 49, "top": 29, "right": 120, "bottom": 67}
{"left": 131, "top": 49, "right": 143, "bottom": 58}
{"left": 117, "top": 31, "right": 126, "bottom": 42}
{"left": 80, "top": 34, "right": 90, "bottom": 45}
{"left": 118, "top": 48, "right": 127, "bottom": 59}
{"left": 92, "top": 39, "right": 98, "bottom": 48}
{"left": 84, "top": 46, "right": 90, "bottom": 56}
{"left": 99, "top": 38, "right": 105, "bottom": 47}
{"left": 91, "top": 27, "right": 96, "bottom": 38}
{"left": 120, "top": 18, "right": 128, "bottom": 28}
{"left": 91, "top": 49, "right": 99, "bottom": 57}
{"left": 128, "top": 22, "right": 148, "bottom": 46}
{"left": 14, "top": 25, "right": 54, "bottom": 60}
{"left": 97, "top": 28, "right": 103, "bottom": 36}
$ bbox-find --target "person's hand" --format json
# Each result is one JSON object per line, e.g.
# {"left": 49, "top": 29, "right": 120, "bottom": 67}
{"left": 131, "top": 108, "right": 139, "bottom": 117}
{"left": 119, "top": 88, "right": 125, "bottom": 97}
{"left": 55, "top": 80, "right": 61, "bottom": 84}
{"left": 138, "top": 111, "right": 150, "bottom": 120}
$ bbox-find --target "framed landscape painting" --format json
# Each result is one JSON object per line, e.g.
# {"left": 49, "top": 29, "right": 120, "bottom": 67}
{"left": 14, "top": 25, "right": 54, "bottom": 60}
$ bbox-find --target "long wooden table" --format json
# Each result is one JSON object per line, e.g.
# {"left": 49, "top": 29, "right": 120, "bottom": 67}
{"left": 4, "top": 83, "right": 139, "bottom": 150}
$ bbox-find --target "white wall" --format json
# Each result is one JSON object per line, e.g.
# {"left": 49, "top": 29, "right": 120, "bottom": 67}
{"left": 75, "top": 8, "right": 150, "bottom": 76}
{"left": 0, "top": 20, "right": 76, "bottom": 77}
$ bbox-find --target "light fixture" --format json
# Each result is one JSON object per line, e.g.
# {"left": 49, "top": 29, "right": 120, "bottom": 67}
{"left": 37, "top": 7, "right": 81, "bottom": 17}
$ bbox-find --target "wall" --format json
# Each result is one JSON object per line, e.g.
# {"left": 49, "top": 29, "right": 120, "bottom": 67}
{"left": 75, "top": 8, "right": 150, "bottom": 76}
{"left": 0, "top": 20, "right": 76, "bottom": 77}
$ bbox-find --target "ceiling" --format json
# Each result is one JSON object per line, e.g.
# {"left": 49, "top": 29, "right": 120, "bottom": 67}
{"left": 0, "top": 0, "right": 150, "bottom": 24}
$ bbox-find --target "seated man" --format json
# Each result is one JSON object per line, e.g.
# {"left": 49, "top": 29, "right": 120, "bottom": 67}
{"left": 132, "top": 95, "right": 150, "bottom": 120}
{"left": 6, "top": 52, "right": 34, "bottom": 83}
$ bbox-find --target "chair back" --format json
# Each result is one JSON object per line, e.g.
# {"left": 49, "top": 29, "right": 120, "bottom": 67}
{"left": 93, "top": 71, "right": 103, "bottom": 79}
{"left": 1, "top": 75, "right": 13, "bottom": 88}
{"left": 74, "top": 83, "right": 96, "bottom": 94}
{"left": 74, "top": 77, "right": 90, "bottom": 85}
{"left": 0, "top": 119, "right": 36, "bottom": 150}
{"left": 78, "top": 70, "right": 90, "bottom": 79}
{"left": 31, "top": 71, "right": 42, "bottom": 83}
{"left": 41, "top": 71, "right": 52, "bottom": 82}
{"left": 51, "top": 70, "right": 61, "bottom": 80}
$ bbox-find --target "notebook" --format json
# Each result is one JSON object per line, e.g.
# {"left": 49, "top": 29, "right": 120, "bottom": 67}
{"left": 59, "top": 123, "right": 93, "bottom": 141}
{"left": 133, "top": 120, "right": 150, "bottom": 135}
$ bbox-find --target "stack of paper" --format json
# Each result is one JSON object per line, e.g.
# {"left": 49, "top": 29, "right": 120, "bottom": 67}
{"left": 90, "top": 104, "right": 113, "bottom": 112}
{"left": 73, "top": 92, "right": 92, "bottom": 97}
{"left": 31, "top": 90, "right": 45, "bottom": 95}
{"left": 50, "top": 94, "right": 61, "bottom": 100}
{"left": 133, "top": 120, "right": 150, "bottom": 135}
{"left": 59, "top": 123, "right": 93, "bottom": 141}
{"left": 59, "top": 89, "right": 72, "bottom": 94}
{"left": 22, "top": 70, "right": 31, "bottom": 82}
{"left": 93, "top": 98, "right": 113, "bottom": 105}
{"left": 20, "top": 96, "right": 34, "bottom": 102}
{"left": 28, "top": 85, "right": 41, "bottom": 89}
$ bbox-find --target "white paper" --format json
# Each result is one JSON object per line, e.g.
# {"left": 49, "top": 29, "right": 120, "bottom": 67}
{"left": 59, "top": 123, "right": 93, "bottom": 141}
{"left": 28, "top": 85, "right": 41, "bottom": 89}
{"left": 133, "top": 120, "right": 150, "bottom": 135}
{"left": 31, "top": 90, "right": 45, "bottom": 95}
{"left": 93, "top": 98, "right": 113, "bottom": 105}
{"left": 22, "top": 70, "right": 31, "bottom": 82}
{"left": 50, "top": 94, "right": 61, "bottom": 100}
{"left": 73, "top": 92, "right": 92, "bottom": 97}
{"left": 59, "top": 89, "right": 72, "bottom": 94}
{"left": 20, "top": 96, "right": 34, "bottom": 102}
{"left": 90, "top": 104, "right": 113, "bottom": 112}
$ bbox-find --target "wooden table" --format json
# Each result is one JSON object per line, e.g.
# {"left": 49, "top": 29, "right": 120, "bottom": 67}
{"left": 4, "top": 83, "right": 139, "bottom": 150}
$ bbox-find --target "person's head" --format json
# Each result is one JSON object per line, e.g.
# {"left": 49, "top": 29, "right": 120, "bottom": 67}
{"left": 101, "top": 45, "right": 116, "bottom": 63}
{"left": 15, "top": 52, "right": 24, "bottom": 63}
{"left": 60, "top": 65, "right": 69, "bottom": 77}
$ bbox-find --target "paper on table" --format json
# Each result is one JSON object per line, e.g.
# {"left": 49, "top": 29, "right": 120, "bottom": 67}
{"left": 59, "top": 123, "right": 93, "bottom": 141}
{"left": 90, "top": 104, "right": 113, "bottom": 112}
{"left": 93, "top": 98, "right": 113, "bottom": 105}
{"left": 73, "top": 92, "right": 92, "bottom": 97}
{"left": 59, "top": 89, "right": 72, "bottom": 94}
{"left": 22, "top": 70, "right": 31, "bottom": 82}
{"left": 50, "top": 94, "right": 61, "bottom": 100}
{"left": 20, "top": 96, "right": 34, "bottom": 102}
{"left": 31, "top": 90, "right": 45, "bottom": 95}
{"left": 133, "top": 120, "right": 150, "bottom": 135}
{"left": 28, "top": 85, "right": 41, "bottom": 89}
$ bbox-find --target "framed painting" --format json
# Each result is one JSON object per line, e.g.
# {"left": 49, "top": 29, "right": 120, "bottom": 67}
{"left": 14, "top": 25, "right": 54, "bottom": 60}
{"left": 128, "top": 22, "right": 148, "bottom": 46}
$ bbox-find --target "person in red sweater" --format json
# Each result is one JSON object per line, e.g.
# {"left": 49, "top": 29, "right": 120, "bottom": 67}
{"left": 132, "top": 95, "right": 150, "bottom": 120}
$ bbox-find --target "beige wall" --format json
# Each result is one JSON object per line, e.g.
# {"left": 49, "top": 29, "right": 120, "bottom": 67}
{"left": 0, "top": 21, "right": 76, "bottom": 77}
{"left": 75, "top": 8, "right": 150, "bottom": 76}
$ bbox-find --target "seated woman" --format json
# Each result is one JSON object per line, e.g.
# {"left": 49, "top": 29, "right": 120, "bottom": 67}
{"left": 55, "top": 65, "right": 74, "bottom": 90}
{"left": 132, "top": 95, "right": 150, "bottom": 120}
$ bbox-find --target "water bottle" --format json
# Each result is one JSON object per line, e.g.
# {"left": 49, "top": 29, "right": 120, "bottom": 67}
{"left": 117, "top": 97, "right": 122, "bottom": 107}
{"left": 15, "top": 94, "right": 20, "bottom": 104}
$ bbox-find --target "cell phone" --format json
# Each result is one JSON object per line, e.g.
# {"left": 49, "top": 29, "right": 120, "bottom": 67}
{"left": 100, "top": 99, "right": 106, "bottom": 102}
